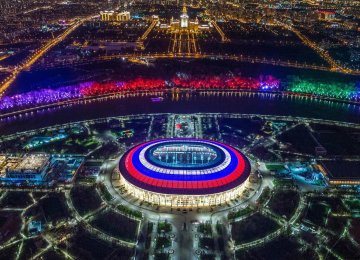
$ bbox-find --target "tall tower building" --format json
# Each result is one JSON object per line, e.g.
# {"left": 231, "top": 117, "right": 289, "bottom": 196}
{"left": 180, "top": 5, "right": 189, "bottom": 28}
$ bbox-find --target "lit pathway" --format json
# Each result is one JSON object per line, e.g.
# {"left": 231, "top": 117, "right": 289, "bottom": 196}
{"left": 136, "top": 19, "right": 158, "bottom": 50}
{"left": 64, "top": 190, "right": 137, "bottom": 248}
{"left": 210, "top": 20, "right": 230, "bottom": 42}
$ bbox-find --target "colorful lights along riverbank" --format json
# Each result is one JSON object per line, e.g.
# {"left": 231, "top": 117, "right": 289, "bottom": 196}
{"left": 0, "top": 75, "right": 359, "bottom": 113}
{"left": 287, "top": 77, "right": 360, "bottom": 100}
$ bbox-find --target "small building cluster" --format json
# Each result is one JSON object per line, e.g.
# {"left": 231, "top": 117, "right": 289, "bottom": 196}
{"left": 263, "top": 162, "right": 327, "bottom": 186}
{"left": 262, "top": 160, "right": 360, "bottom": 187}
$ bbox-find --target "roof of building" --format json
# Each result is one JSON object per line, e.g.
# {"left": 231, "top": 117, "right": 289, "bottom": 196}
{"left": 119, "top": 138, "right": 251, "bottom": 195}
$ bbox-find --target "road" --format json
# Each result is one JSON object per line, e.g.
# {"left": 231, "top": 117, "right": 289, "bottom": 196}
{"left": 34, "top": 52, "right": 360, "bottom": 76}
{"left": 275, "top": 20, "right": 354, "bottom": 74}
{"left": 0, "top": 16, "right": 96, "bottom": 97}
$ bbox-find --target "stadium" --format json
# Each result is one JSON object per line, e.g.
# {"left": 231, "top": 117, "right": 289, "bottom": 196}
{"left": 118, "top": 138, "right": 251, "bottom": 207}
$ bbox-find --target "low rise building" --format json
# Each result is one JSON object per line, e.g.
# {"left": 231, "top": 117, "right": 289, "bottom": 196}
{"left": 0, "top": 154, "right": 84, "bottom": 186}
{"left": 5, "top": 154, "right": 50, "bottom": 182}
{"left": 100, "top": 11, "right": 131, "bottom": 22}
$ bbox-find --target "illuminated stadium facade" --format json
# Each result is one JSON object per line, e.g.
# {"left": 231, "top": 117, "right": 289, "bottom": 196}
{"left": 118, "top": 139, "right": 251, "bottom": 207}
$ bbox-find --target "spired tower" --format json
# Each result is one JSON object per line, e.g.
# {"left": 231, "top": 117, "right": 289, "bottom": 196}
{"left": 180, "top": 5, "right": 189, "bottom": 28}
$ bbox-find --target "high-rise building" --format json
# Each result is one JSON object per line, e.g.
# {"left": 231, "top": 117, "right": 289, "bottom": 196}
{"left": 180, "top": 5, "right": 189, "bottom": 28}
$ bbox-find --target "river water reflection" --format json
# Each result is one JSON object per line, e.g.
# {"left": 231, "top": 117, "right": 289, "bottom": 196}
{"left": 0, "top": 93, "right": 359, "bottom": 135}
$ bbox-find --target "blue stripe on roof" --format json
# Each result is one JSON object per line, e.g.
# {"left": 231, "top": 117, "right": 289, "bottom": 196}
{"left": 130, "top": 139, "right": 239, "bottom": 181}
